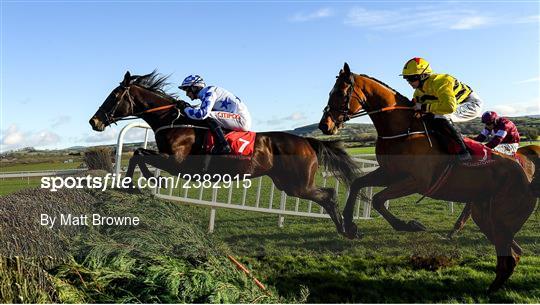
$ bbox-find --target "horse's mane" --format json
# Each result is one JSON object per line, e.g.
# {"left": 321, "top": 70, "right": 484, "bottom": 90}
{"left": 356, "top": 74, "right": 412, "bottom": 105}
{"left": 132, "top": 70, "right": 179, "bottom": 102}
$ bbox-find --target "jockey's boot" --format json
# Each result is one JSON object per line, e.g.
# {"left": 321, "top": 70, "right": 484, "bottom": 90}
{"left": 432, "top": 118, "right": 472, "bottom": 162}
{"left": 205, "top": 118, "right": 232, "bottom": 155}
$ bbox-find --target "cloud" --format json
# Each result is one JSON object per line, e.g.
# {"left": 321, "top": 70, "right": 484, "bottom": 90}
{"left": 344, "top": 7, "right": 534, "bottom": 31}
{"left": 2, "top": 125, "right": 24, "bottom": 146}
{"left": 515, "top": 14, "right": 540, "bottom": 24}
{"left": 491, "top": 99, "right": 540, "bottom": 116}
{"left": 1, "top": 124, "right": 61, "bottom": 152}
{"left": 84, "top": 128, "right": 118, "bottom": 143}
{"left": 124, "top": 128, "right": 154, "bottom": 142}
{"left": 50, "top": 115, "right": 71, "bottom": 128}
{"left": 290, "top": 8, "right": 333, "bottom": 22}
{"left": 514, "top": 77, "right": 540, "bottom": 84}
{"left": 262, "top": 112, "right": 307, "bottom": 126}
{"left": 450, "top": 16, "right": 490, "bottom": 30}
{"left": 83, "top": 125, "right": 153, "bottom": 145}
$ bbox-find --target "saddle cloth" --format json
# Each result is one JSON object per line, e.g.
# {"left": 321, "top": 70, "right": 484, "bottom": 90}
{"left": 448, "top": 137, "right": 494, "bottom": 166}
{"left": 205, "top": 131, "right": 256, "bottom": 157}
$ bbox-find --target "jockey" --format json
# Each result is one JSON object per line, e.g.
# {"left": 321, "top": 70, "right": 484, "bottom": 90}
{"left": 178, "top": 75, "right": 252, "bottom": 154}
{"left": 401, "top": 57, "right": 484, "bottom": 162}
{"left": 474, "top": 111, "right": 520, "bottom": 155}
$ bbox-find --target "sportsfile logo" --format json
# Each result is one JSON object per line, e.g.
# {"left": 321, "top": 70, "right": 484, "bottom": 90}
{"left": 40, "top": 173, "right": 252, "bottom": 192}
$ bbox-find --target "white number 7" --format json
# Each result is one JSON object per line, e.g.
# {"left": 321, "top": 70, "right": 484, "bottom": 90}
{"left": 238, "top": 138, "right": 250, "bottom": 153}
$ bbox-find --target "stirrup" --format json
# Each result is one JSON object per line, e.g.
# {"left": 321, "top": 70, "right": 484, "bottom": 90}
{"left": 211, "top": 144, "right": 232, "bottom": 155}
{"left": 458, "top": 151, "right": 472, "bottom": 162}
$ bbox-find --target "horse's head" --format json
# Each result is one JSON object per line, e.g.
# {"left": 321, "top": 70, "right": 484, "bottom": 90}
{"left": 320, "top": 63, "right": 413, "bottom": 135}
{"left": 319, "top": 62, "right": 364, "bottom": 135}
{"left": 90, "top": 71, "right": 175, "bottom": 131}
{"left": 89, "top": 71, "right": 139, "bottom": 131}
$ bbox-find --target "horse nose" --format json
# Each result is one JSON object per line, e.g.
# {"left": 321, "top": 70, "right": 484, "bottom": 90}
{"left": 89, "top": 116, "right": 104, "bottom": 131}
{"left": 318, "top": 122, "right": 331, "bottom": 135}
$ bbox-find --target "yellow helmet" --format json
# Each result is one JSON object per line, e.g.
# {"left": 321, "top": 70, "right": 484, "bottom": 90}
{"left": 401, "top": 57, "right": 432, "bottom": 76}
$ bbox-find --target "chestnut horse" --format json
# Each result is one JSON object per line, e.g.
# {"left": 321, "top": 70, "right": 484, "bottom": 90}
{"left": 319, "top": 63, "right": 540, "bottom": 292}
{"left": 89, "top": 71, "right": 359, "bottom": 234}
{"left": 449, "top": 144, "right": 540, "bottom": 238}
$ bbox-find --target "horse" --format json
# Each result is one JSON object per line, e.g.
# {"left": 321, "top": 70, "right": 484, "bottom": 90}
{"left": 318, "top": 63, "right": 540, "bottom": 292}
{"left": 89, "top": 71, "right": 360, "bottom": 234}
{"left": 449, "top": 144, "right": 540, "bottom": 238}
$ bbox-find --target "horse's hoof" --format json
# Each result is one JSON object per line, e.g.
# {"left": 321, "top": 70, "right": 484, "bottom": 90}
{"left": 487, "top": 284, "right": 500, "bottom": 294}
{"left": 406, "top": 220, "right": 427, "bottom": 232}
{"left": 126, "top": 187, "right": 142, "bottom": 194}
{"left": 343, "top": 222, "right": 361, "bottom": 240}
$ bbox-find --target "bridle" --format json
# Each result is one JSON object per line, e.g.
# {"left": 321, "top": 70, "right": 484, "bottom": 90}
{"left": 98, "top": 85, "right": 176, "bottom": 126}
{"left": 324, "top": 75, "right": 414, "bottom": 124}
{"left": 323, "top": 74, "right": 429, "bottom": 141}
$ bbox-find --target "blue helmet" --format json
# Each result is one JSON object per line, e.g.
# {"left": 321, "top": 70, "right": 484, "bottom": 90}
{"left": 179, "top": 74, "right": 206, "bottom": 90}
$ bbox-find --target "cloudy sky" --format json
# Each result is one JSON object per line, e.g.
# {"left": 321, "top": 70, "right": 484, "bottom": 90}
{"left": 1, "top": 1, "right": 539, "bottom": 152}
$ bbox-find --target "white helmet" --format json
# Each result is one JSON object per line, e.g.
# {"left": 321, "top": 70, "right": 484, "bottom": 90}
{"left": 179, "top": 74, "right": 206, "bottom": 90}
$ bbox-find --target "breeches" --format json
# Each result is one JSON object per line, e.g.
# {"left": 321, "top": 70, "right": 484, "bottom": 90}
{"left": 208, "top": 111, "right": 252, "bottom": 131}
{"left": 435, "top": 92, "right": 484, "bottom": 123}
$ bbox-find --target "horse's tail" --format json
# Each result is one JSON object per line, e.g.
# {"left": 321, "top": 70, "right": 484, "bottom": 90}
{"left": 517, "top": 145, "right": 540, "bottom": 197}
{"left": 306, "top": 138, "right": 359, "bottom": 186}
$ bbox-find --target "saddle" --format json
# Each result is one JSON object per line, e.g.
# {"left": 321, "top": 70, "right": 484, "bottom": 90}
{"left": 448, "top": 137, "right": 495, "bottom": 167}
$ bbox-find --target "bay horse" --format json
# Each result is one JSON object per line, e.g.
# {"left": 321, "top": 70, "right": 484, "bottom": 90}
{"left": 319, "top": 63, "right": 540, "bottom": 292}
{"left": 89, "top": 71, "right": 360, "bottom": 234}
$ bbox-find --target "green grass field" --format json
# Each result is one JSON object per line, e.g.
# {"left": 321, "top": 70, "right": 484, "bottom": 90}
{"left": 2, "top": 143, "right": 540, "bottom": 303}
{"left": 2, "top": 188, "right": 538, "bottom": 303}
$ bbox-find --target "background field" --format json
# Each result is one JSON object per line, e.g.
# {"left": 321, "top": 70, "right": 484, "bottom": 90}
{"left": 1, "top": 142, "right": 540, "bottom": 303}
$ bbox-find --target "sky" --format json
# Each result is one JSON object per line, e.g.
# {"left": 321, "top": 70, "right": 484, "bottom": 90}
{"left": 1, "top": 0, "right": 539, "bottom": 152}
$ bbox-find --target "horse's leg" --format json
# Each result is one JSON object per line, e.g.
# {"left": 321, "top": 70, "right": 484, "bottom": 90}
{"left": 471, "top": 191, "right": 534, "bottom": 292}
{"left": 490, "top": 238, "right": 517, "bottom": 293}
{"left": 447, "top": 203, "right": 472, "bottom": 239}
{"left": 127, "top": 148, "right": 188, "bottom": 193}
{"left": 123, "top": 148, "right": 162, "bottom": 193}
{"left": 342, "top": 168, "right": 392, "bottom": 238}
{"left": 272, "top": 175, "right": 346, "bottom": 235}
{"left": 301, "top": 187, "right": 346, "bottom": 235}
{"left": 371, "top": 177, "right": 427, "bottom": 232}
{"left": 132, "top": 148, "right": 162, "bottom": 179}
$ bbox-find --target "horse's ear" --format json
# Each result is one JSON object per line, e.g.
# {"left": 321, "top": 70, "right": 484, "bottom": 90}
{"left": 122, "top": 71, "right": 131, "bottom": 86}
{"left": 343, "top": 62, "right": 351, "bottom": 75}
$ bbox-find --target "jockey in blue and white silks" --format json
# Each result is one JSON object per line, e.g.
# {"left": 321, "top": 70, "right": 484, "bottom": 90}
{"left": 178, "top": 74, "right": 252, "bottom": 154}
{"left": 185, "top": 85, "right": 252, "bottom": 131}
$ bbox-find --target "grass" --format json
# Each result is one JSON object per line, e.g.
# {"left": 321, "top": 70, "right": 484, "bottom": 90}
{"left": 1, "top": 146, "right": 540, "bottom": 303}
{"left": 0, "top": 161, "right": 84, "bottom": 173}
{"left": 0, "top": 177, "right": 43, "bottom": 196}
{"left": 181, "top": 195, "right": 540, "bottom": 303}
{"left": 0, "top": 189, "right": 286, "bottom": 303}
{"left": 1, "top": 180, "right": 539, "bottom": 303}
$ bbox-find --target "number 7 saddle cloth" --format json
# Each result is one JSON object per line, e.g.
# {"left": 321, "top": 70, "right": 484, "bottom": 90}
{"left": 205, "top": 131, "right": 256, "bottom": 157}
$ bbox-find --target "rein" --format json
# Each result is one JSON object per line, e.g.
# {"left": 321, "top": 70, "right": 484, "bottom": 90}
{"left": 102, "top": 85, "right": 177, "bottom": 124}
{"left": 326, "top": 79, "right": 431, "bottom": 141}
{"left": 114, "top": 104, "right": 177, "bottom": 122}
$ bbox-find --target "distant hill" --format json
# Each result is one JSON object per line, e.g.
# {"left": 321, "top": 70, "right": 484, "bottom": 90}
{"left": 286, "top": 115, "right": 540, "bottom": 147}
{"left": 2, "top": 115, "right": 539, "bottom": 156}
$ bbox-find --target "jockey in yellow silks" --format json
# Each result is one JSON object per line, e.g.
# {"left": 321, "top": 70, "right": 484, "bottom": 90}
{"left": 401, "top": 57, "right": 484, "bottom": 162}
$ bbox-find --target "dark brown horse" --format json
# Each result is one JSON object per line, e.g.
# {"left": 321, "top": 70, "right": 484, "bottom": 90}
{"left": 319, "top": 63, "right": 540, "bottom": 292}
{"left": 89, "top": 71, "right": 359, "bottom": 234}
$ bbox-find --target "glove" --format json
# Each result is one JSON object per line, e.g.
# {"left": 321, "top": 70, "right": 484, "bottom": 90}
{"left": 176, "top": 100, "right": 191, "bottom": 114}
{"left": 414, "top": 102, "right": 423, "bottom": 111}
